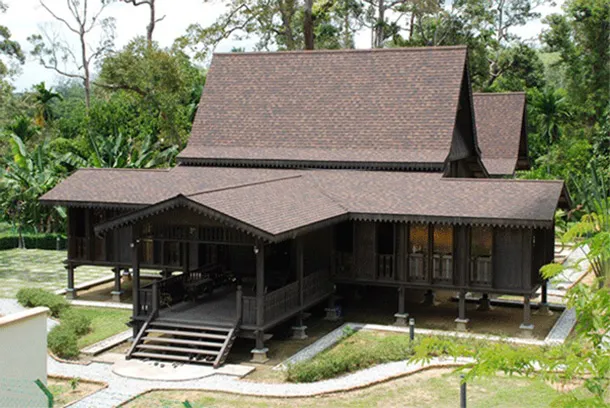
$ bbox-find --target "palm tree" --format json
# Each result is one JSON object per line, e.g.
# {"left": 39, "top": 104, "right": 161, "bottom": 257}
{"left": 60, "top": 133, "right": 178, "bottom": 169}
{"left": 0, "top": 135, "right": 65, "bottom": 247}
{"left": 6, "top": 115, "right": 40, "bottom": 141}
{"left": 32, "top": 82, "right": 63, "bottom": 127}
{"left": 529, "top": 87, "right": 572, "bottom": 146}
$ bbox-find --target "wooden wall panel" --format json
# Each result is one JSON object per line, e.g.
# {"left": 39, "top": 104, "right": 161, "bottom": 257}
{"left": 492, "top": 228, "right": 524, "bottom": 290}
{"left": 354, "top": 221, "right": 376, "bottom": 279}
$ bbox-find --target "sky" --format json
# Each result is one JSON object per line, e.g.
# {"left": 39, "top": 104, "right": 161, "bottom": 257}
{"left": 2, "top": 0, "right": 562, "bottom": 91}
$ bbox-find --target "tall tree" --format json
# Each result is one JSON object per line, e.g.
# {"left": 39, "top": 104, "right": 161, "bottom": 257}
{"left": 0, "top": 1, "right": 24, "bottom": 79}
{"left": 122, "top": 0, "right": 165, "bottom": 48}
{"left": 541, "top": 0, "right": 609, "bottom": 124}
{"left": 29, "top": 0, "right": 115, "bottom": 110}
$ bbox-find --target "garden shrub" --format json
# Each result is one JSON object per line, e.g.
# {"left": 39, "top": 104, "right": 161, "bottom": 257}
{"left": 48, "top": 324, "right": 80, "bottom": 359}
{"left": 16, "top": 288, "right": 69, "bottom": 317}
{"left": 60, "top": 308, "right": 92, "bottom": 336}
{"left": 0, "top": 233, "right": 66, "bottom": 250}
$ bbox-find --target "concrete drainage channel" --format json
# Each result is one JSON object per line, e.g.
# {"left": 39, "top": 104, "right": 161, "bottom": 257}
{"left": 274, "top": 305, "right": 577, "bottom": 371}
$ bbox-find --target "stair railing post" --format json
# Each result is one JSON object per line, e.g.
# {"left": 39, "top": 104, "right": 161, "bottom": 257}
{"left": 152, "top": 281, "right": 159, "bottom": 318}
{"left": 236, "top": 285, "right": 243, "bottom": 322}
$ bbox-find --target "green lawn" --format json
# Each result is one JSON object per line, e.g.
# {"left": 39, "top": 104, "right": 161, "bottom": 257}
{"left": 125, "top": 370, "right": 567, "bottom": 408}
{"left": 73, "top": 306, "right": 132, "bottom": 348}
{"left": 0, "top": 249, "right": 113, "bottom": 298}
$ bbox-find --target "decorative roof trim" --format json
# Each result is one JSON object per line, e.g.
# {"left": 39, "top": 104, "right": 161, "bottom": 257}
{"left": 39, "top": 200, "right": 145, "bottom": 210}
{"left": 348, "top": 213, "right": 553, "bottom": 229}
{"left": 176, "top": 158, "right": 445, "bottom": 172}
{"left": 94, "top": 195, "right": 277, "bottom": 242}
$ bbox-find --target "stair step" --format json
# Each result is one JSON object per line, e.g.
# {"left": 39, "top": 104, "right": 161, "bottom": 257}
{"left": 142, "top": 337, "right": 223, "bottom": 348}
{"left": 152, "top": 321, "right": 231, "bottom": 332}
{"left": 137, "top": 344, "right": 220, "bottom": 355}
{"left": 131, "top": 352, "right": 215, "bottom": 363}
{"left": 146, "top": 329, "right": 228, "bottom": 340}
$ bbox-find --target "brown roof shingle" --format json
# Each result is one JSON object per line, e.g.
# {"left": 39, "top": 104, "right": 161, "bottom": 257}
{"left": 42, "top": 166, "right": 564, "bottom": 238}
{"left": 473, "top": 92, "right": 527, "bottom": 176}
{"left": 180, "top": 47, "right": 468, "bottom": 166}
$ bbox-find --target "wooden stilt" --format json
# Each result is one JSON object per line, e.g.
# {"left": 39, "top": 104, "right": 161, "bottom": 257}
{"left": 455, "top": 290, "right": 469, "bottom": 331}
{"left": 65, "top": 263, "right": 77, "bottom": 299}
{"left": 520, "top": 294, "right": 534, "bottom": 337}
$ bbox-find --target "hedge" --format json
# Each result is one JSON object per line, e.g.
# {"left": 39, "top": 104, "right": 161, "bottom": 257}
{"left": 0, "top": 233, "right": 67, "bottom": 250}
{"left": 16, "top": 288, "right": 70, "bottom": 318}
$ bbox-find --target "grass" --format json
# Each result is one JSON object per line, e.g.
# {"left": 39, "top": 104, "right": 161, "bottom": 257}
{"left": 47, "top": 377, "right": 104, "bottom": 407}
{"left": 72, "top": 306, "right": 132, "bottom": 348}
{"left": 0, "top": 249, "right": 113, "bottom": 298}
{"left": 286, "top": 329, "right": 488, "bottom": 383}
{"left": 123, "top": 368, "right": 568, "bottom": 408}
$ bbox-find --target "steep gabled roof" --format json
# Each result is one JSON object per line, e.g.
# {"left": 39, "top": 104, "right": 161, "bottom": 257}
{"left": 179, "top": 46, "right": 470, "bottom": 169}
{"left": 474, "top": 92, "right": 530, "bottom": 176}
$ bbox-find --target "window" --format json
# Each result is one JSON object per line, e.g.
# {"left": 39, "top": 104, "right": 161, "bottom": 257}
{"left": 334, "top": 221, "right": 353, "bottom": 253}
{"left": 432, "top": 224, "right": 453, "bottom": 282}
{"left": 376, "top": 223, "right": 394, "bottom": 255}
{"left": 470, "top": 226, "right": 493, "bottom": 285}
{"left": 408, "top": 223, "right": 428, "bottom": 281}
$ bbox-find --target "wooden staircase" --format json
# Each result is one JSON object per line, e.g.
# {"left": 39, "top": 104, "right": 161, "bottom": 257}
{"left": 127, "top": 319, "right": 239, "bottom": 368}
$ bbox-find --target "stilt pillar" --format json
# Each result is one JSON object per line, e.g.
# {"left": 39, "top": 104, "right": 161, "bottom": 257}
{"left": 520, "top": 295, "right": 534, "bottom": 337}
{"left": 455, "top": 290, "right": 469, "bottom": 331}
{"left": 394, "top": 286, "right": 408, "bottom": 326}
{"left": 251, "top": 241, "right": 269, "bottom": 363}
{"left": 111, "top": 266, "right": 123, "bottom": 302}
{"left": 65, "top": 264, "right": 77, "bottom": 299}
{"left": 537, "top": 280, "right": 552, "bottom": 316}
{"left": 131, "top": 232, "right": 141, "bottom": 339}
{"left": 292, "top": 314, "right": 308, "bottom": 340}
{"left": 251, "top": 330, "right": 269, "bottom": 363}
{"left": 325, "top": 295, "right": 340, "bottom": 321}
{"left": 477, "top": 293, "right": 492, "bottom": 311}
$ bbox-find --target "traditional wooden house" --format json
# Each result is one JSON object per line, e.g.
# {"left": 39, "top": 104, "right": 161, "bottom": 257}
{"left": 41, "top": 46, "right": 569, "bottom": 366}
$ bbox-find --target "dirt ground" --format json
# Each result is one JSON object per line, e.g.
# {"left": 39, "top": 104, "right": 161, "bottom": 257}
{"left": 47, "top": 377, "right": 105, "bottom": 407}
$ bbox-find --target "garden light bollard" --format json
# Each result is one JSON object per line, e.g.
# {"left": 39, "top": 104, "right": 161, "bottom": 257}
{"left": 460, "top": 374, "right": 467, "bottom": 408}
{"left": 409, "top": 317, "right": 415, "bottom": 341}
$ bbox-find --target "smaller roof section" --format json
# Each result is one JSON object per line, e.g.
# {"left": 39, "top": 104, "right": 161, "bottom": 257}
{"left": 474, "top": 92, "right": 530, "bottom": 176}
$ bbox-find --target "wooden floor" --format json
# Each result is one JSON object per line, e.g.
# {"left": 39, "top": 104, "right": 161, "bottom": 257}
{"left": 158, "top": 288, "right": 237, "bottom": 326}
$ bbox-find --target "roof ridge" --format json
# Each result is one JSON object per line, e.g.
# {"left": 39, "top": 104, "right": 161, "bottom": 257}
{"left": 213, "top": 46, "right": 467, "bottom": 57}
{"left": 472, "top": 92, "right": 526, "bottom": 96}
{"left": 440, "top": 177, "right": 564, "bottom": 185}
{"left": 78, "top": 167, "right": 171, "bottom": 172}
{"left": 185, "top": 174, "right": 304, "bottom": 197}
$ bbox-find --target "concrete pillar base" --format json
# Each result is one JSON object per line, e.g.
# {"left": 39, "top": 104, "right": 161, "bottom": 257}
{"left": 422, "top": 290, "right": 436, "bottom": 306}
{"left": 325, "top": 307, "right": 341, "bottom": 322}
{"left": 111, "top": 291, "right": 124, "bottom": 303}
{"left": 536, "top": 303, "right": 553, "bottom": 316}
{"left": 477, "top": 295, "right": 493, "bottom": 312}
{"left": 65, "top": 288, "right": 77, "bottom": 300}
{"left": 250, "top": 348, "right": 269, "bottom": 364}
{"left": 455, "top": 318, "right": 470, "bottom": 332}
{"left": 519, "top": 323, "right": 535, "bottom": 338}
{"left": 394, "top": 313, "right": 409, "bottom": 326}
{"left": 291, "top": 325, "right": 308, "bottom": 340}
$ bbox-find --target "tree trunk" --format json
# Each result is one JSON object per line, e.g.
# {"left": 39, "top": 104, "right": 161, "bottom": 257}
{"left": 146, "top": 0, "right": 154, "bottom": 48}
{"left": 374, "top": 0, "right": 385, "bottom": 48}
{"left": 303, "top": 0, "right": 314, "bottom": 50}
{"left": 80, "top": 30, "right": 91, "bottom": 110}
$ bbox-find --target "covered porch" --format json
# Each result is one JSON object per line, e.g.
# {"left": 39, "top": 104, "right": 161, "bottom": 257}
{"left": 94, "top": 199, "right": 336, "bottom": 364}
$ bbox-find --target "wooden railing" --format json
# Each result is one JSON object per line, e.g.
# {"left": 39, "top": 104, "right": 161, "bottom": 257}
{"left": 70, "top": 237, "right": 88, "bottom": 260}
{"left": 408, "top": 253, "right": 427, "bottom": 282}
{"left": 332, "top": 251, "right": 353, "bottom": 277}
{"left": 377, "top": 254, "right": 395, "bottom": 280}
{"left": 241, "top": 270, "right": 332, "bottom": 327}
{"left": 136, "top": 263, "right": 225, "bottom": 317}
{"left": 470, "top": 256, "right": 492, "bottom": 287}
{"left": 432, "top": 254, "right": 453, "bottom": 283}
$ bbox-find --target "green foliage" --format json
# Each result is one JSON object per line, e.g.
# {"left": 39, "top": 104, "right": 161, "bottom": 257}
{"left": 60, "top": 308, "right": 92, "bottom": 336}
{"left": 97, "top": 37, "right": 204, "bottom": 144}
{"left": 69, "top": 377, "right": 80, "bottom": 391}
{"left": 0, "top": 233, "right": 66, "bottom": 250}
{"left": 16, "top": 288, "right": 69, "bottom": 317}
{"left": 48, "top": 324, "right": 80, "bottom": 359}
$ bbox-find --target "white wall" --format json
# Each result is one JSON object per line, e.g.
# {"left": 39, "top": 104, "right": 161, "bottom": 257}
{"left": 0, "top": 307, "right": 49, "bottom": 408}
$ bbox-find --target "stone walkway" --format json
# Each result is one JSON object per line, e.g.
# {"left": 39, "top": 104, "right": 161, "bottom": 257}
{"left": 0, "top": 249, "right": 113, "bottom": 298}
